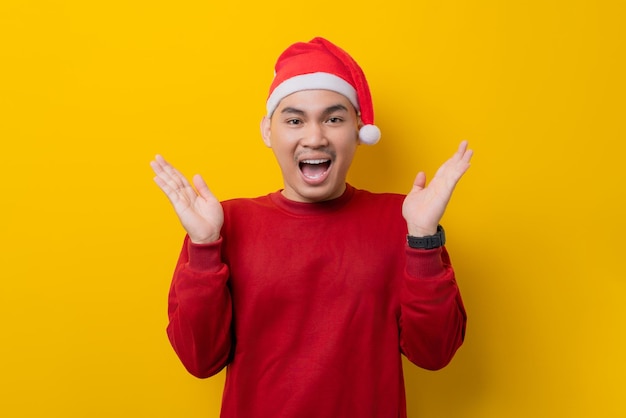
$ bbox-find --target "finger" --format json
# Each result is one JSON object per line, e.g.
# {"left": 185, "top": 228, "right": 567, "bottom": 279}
{"left": 153, "top": 174, "right": 180, "bottom": 204}
{"left": 151, "top": 156, "right": 175, "bottom": 193}
{"left": 456, "top": 140, "right": 473, "bottom": 161}
{"left": 150, "top": 155, "right": 167, "bottom": 175}
{"left": 433, "top": 149, "right": 471, "bottom": 186}
{"left": 457, "top": 140, "right": 468, "bottom": 154}
{"left": 152, "top": 167, "right": 182, "bottom": 195}
{"left": 193, "top": 174, "right": 216, "bottom": 201}
{"left": 462, "top": 148, "right": 473, "bottom": 165}
{"left": 152, "top": 154, "right": 175, "bottom": 174}
{"left": 411, "top": 171, "right": 427, "bottom": 191}
{"left": 456, "top": 142, "right": 473, "bottom": 172}
{"left": 447, "top": 141, "right": 473, "bottom": 175}
{"left": 151, "top": 155, "right": 178, "bottom": 182}
{"left": 153, "top": 155, "right": 192, "bottom": 191}
{"left": 449, "top": 140, "right": 469, "bottom": 163}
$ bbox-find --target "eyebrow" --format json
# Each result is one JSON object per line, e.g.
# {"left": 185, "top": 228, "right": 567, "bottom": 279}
{"left": 280, "top": 104, "right": 349, "bottom": 116}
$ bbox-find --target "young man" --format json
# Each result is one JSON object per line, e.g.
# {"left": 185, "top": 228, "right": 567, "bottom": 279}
{"left": 151, "top": 37, "right": 472, "bottom": 418}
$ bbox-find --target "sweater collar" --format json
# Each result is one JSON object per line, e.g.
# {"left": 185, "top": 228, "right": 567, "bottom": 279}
{"left": 269, "top": 184, "right": 355, "bottom": 217}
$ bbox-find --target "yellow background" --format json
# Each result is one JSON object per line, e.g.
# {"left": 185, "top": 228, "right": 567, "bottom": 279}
{"left": 1, "top": 1, "right": 624, "bottom": 417}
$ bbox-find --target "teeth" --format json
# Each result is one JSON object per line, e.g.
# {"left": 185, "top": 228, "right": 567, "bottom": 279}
{"left": 301, "top": 159, "right": 329, "bottom": 164}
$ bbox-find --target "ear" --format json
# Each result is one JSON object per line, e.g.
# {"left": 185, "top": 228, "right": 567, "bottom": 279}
{"left": 260, "top": 116, "right": 272, "bottom": 147}
{"left": 356, "top": 117, "right": 364, "bottom": 145}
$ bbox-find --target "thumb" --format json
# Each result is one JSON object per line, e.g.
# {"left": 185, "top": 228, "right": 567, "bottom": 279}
{"left": 192, "top": 174, "right": 215, "bottom": 200}
{"left": 411, "top": 171, "right": 427, "bottom": 192}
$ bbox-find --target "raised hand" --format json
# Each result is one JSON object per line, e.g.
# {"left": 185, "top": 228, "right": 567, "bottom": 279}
{"left": 150, "top": 155, "right": 224, "bottom": 244}
{"left": 402, "top": 141, "right": 473, "bottom": 237}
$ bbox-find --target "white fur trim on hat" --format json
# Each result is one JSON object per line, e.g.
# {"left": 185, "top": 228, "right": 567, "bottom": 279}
{"left": 266, "top": 72, "right": 359, "bottom": 117}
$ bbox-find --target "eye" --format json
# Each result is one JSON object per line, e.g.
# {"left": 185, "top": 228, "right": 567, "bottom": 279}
{"left": 326, "top": 117, "right": 343, "bottom": 124}
{"left": 286, "top": 118, "right": 302, "bottom": 125}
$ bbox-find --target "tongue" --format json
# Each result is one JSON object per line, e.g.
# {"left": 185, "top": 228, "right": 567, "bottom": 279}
{"left": 301, "top": 162, "right": 330, "bottom": 179}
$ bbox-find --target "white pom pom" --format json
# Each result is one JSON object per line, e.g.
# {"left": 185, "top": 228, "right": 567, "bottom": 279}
{"left": 359, "top": 124, "right": 381, "bottom": 145}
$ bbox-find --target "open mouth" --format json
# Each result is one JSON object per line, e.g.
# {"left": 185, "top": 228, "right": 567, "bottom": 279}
{"left": 299, "top": 159, "right": 331, "bottom": 180}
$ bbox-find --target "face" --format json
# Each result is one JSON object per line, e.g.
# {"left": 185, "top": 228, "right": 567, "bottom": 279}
{"left": 261, "top": 89, "right": 361, "bottom": 203}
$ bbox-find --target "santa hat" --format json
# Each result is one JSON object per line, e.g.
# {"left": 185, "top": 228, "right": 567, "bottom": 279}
{"left": 266, "top": 37, "right": 381, "bottom": 145}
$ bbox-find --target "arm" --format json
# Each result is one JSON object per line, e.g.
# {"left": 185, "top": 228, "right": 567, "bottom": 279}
{"left": 150, "top": 155, "right": 232, "bottom": 377}
{"left": 399, "top": 141, "right": 472, "bottom": 369}
{"left": 399, "top": 246, "right": 466, "bottom": 370}
{"left": 167, "top": 236, "right": 233, "bottom": 378}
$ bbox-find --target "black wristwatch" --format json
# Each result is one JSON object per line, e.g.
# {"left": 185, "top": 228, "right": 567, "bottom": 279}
{"left": 407, "top": 225, "right": 446, "bottom": 249}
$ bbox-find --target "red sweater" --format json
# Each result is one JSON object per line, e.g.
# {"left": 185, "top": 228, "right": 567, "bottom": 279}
{"left": 167, "top": 184, "right": 466, "bottom": 418}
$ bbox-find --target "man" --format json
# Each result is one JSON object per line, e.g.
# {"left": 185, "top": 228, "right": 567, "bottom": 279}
{"left": 151, "top": 37, "right": 472, "bottom": 418}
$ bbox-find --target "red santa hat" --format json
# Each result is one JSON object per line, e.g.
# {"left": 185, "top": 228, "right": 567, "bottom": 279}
{"left": 266, "top": 37, "right": 381, "bottom": 145}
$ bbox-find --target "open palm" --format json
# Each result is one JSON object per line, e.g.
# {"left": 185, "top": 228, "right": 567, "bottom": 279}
{"left": 402, "top": 141, "right": 473, "bottom": 237}
{"left": 150, "top": 155, "right": 224, "bottom": 244}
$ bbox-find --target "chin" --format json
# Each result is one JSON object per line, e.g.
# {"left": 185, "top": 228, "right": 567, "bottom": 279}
{"left": 297, "top": 183, "right": 344, "bottom": 203}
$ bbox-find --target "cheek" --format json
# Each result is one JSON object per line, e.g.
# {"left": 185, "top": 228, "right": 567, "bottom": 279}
{"left": 270, "top": 141, "right": 296, "bottom": 166}
{"left": 270, "top": 127, "right": 300, "bottom": 147}
{"left": 339, "top": 135, "right": 359, "bottom": 156}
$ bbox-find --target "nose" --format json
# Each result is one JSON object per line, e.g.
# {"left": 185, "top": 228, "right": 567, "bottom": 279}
{"left": 301, "top": 122, "right": 328, "bottom": 148}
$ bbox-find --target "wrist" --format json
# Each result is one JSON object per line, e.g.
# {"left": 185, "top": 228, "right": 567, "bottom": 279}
{"left": 189, "top": 233, "right": 221, "bottom": 245}
{"left": 407, "top": 225, "right": 438, "bottom": 237}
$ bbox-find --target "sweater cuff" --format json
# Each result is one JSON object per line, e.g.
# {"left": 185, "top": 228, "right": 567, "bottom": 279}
{"left": 187, "top": 237, "right": 224, "bottom": 273}
{"left": 405, "top": 246, "right": 447, "bottom": 280}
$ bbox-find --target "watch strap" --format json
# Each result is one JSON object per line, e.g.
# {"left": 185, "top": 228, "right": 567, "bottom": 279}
{"left": 407, "top": 225, "right": 446, "bottom": 249}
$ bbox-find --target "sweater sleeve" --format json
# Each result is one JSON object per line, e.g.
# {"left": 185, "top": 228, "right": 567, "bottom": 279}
{"left": 399, "top": 245, "right": 467, "bottom": 370}
{"left": 166, "top": 235, "right": 233, "bottom": 378}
